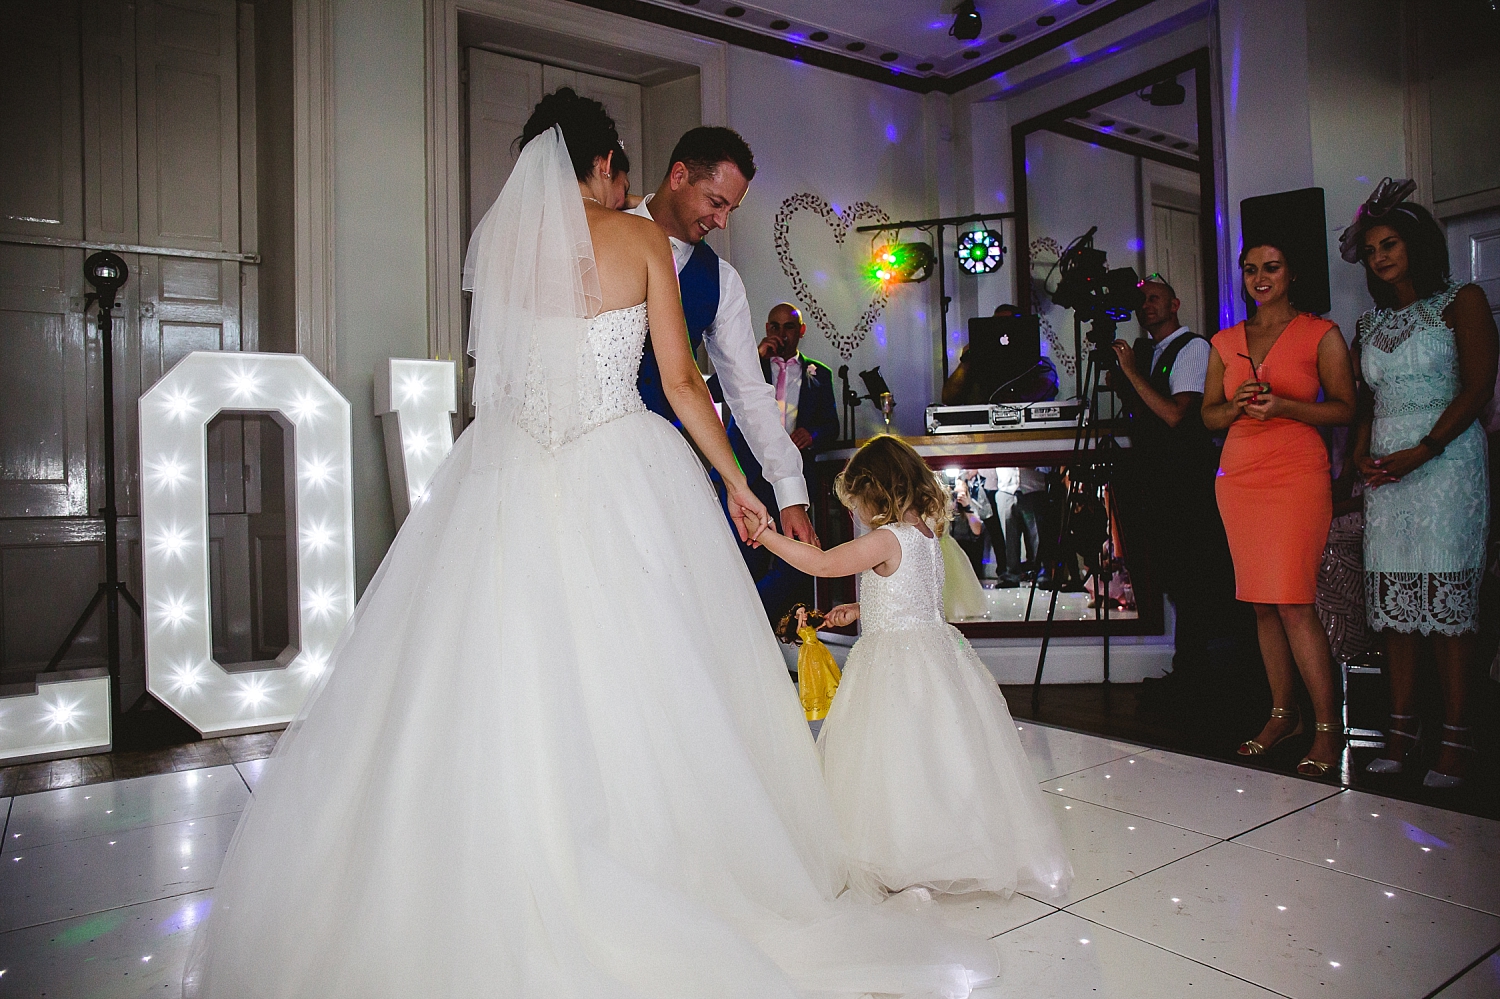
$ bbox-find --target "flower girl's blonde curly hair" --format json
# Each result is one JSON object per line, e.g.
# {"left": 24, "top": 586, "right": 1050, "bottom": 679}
{"left": 833, "top": 435, "right": 951, "bottom": 536}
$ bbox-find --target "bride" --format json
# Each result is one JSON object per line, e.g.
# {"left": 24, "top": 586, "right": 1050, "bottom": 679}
{"left": 184, "top": 90, "right": 995, "bottom": 998}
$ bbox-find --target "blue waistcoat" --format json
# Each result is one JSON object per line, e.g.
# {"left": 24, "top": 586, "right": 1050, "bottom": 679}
{"left": 637, "top": 239, "right": 720, "bottom": 424}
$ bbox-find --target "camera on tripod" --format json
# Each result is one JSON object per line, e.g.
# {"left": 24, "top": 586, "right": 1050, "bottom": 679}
{"left": 1050, "top": 226, "right": 1145, "bottom": 359}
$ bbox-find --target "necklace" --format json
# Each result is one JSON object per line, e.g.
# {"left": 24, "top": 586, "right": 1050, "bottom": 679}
{"left": 582, "top": 196, "right": 604, "bottom": 206}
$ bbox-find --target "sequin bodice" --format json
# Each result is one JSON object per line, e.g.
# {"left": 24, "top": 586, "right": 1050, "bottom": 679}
{"left": 859, "top": 523, "right": 946, "bottom": 634}
{"left": 580, "top": 303, "right": 649, "bottom": 429}
{"left": 517, "top": 303, "right": 648, "bottom": 446}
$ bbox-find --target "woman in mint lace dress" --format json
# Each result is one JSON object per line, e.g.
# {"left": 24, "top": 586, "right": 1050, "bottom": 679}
{"left": 1343, "top": 180, "right": 1498, "bottom": 788}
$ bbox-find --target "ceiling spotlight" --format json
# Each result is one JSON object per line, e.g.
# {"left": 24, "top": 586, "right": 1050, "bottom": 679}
{"left": 950, "top": 0, "right": 982, "bottom": 42}
{"left": 956, "top": 228, "right": 1005, "bottom": 274}
{"left": 1138, "top": 77, "right": 1186, "bottom": 106}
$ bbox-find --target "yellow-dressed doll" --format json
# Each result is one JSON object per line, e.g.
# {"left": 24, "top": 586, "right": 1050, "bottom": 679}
{"left": 777, "top": 604, "right": 842, "bottom": 721}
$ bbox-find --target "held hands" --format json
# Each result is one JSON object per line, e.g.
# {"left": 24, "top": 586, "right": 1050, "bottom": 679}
{"left": 1231, "top": 378, "right": 1275, "bottom": 418}
{"left": 820, "top": 603, "right": 860, "bottom": 628}
{"left": 1358, "top": 446, "right": 1430, "bottom": 487}
{"left": 726, "top": 480, "right": 771, "bottom": 544}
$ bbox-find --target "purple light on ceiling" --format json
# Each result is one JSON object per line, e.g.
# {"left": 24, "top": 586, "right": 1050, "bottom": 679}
{"left": 831, "top": 202, "right": 843, "bottom": 215}
{"left": 1356, "top": 175, "right": 1369, "bottom": 184}
{"left": 994, "top": 191, "right": 1008, "bottom": 205}
{"left": 874, "top": 323, "right": 887, "bottom": 347}
{"left": 885, "top": 123, "right": 899, "bottom": 142}
{"left": 928, "top": 20, "right": 946, "bottom": 29}
{"left": 1127, "top": 238, "right": 1143, "bottom": 252}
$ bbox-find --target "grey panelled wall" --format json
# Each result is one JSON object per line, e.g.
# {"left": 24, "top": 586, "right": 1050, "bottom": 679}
{"left": 0, "top": 0, "right": 294, "bottom": 704}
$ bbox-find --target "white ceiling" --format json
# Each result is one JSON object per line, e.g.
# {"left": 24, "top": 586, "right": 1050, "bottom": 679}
{"left": 635, "top": 0, "right": 1119, "bottom": 78}
{"left": 1077, "top": 69, "right": 1199, "bottom": 156}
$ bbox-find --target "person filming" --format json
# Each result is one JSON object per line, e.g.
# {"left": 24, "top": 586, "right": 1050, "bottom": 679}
{"left": 1110, "top": 277, "right": 1242, "bottom": 700}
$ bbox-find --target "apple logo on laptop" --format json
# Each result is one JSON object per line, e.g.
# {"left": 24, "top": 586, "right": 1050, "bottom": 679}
{"left": 999, "top": 334, "right": 1010, "bottom": 346}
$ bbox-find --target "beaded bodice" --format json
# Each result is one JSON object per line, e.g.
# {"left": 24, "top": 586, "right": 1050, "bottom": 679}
{"left": 1358, "top": 283, "right": 1463, "bottom": 420}
{"left": 859, "top": 523, "right": 946, "bottom": 634}
{"left": 517, "top": 303, "right": 648, "bottom": 446}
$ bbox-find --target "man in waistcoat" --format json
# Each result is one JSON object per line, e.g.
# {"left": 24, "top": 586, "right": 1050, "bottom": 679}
{"left": 714, "top": 303, "right": 839, "bottom": 616}
{"left": 628, "top": 128, "right": 820, "bottom": 549}
{"left": 1110, "top": 278, "right": 1242, "bottom": 700}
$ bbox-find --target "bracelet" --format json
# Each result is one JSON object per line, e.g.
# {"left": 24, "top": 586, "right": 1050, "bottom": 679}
{"left": 1420, "top": 435, "right": 1445, "bottom": 456}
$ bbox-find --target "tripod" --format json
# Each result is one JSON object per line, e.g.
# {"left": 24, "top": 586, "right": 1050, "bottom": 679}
{"left": 1026, "top": 326, "right": 1124, "bottom": 713}
{"left": 45, "top": 252, "right": 144, "bottom": 736}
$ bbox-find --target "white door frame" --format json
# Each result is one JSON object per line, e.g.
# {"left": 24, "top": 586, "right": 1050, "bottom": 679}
{"left": 423, "top": 0, "right": 728, "bottom": 392}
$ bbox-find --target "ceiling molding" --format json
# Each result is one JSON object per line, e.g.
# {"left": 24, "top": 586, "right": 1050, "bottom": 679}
{"left": 562, "top": 0, "right": 1160, "bottom": 95}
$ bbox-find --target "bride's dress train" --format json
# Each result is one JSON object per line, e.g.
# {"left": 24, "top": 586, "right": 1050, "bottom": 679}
{"left": 184, "top": 130, "right": 995, "bottom": 998}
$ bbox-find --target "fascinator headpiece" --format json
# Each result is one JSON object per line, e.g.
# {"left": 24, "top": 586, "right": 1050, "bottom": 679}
{"left": 1338, "top": 177, "right": 1419, "bottom": 264}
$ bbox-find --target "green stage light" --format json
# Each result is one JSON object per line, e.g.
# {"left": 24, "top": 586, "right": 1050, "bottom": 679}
{"left": 956, "top": 228, "right": 1005, "bottom": 274}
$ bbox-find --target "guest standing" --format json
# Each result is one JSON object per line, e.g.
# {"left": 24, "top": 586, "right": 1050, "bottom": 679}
{"left": 1203, "top": 241, "right": 1357, "bottom": 776}
{"left": 713, "top": 302, "right": 840, "bottom": 618}
{"left": 1341, "top": 179, "right": 1498, "bottom": 788}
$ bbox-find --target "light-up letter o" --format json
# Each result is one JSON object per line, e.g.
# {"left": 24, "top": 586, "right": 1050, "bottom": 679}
{"left": 139, "top": 351, "right": 354, "bottom": 737}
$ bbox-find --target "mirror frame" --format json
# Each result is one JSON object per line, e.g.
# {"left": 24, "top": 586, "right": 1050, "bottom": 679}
{"left": 1011, "top": 48, "right": 1219, "bottom": 335}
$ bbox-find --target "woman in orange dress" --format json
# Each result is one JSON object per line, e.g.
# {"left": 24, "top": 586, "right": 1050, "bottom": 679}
{"left": 1203, "top": 241, "right": 1357, "bottom": 775}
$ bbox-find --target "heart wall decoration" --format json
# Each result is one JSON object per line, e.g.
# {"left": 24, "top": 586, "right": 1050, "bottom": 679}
{"left": 773, "top": 194, "right": 892, "bottom": 359}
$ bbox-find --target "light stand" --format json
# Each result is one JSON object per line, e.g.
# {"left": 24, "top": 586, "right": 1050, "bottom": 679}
{"left": 46, "top": 251, "right": 144, "bottom": 737}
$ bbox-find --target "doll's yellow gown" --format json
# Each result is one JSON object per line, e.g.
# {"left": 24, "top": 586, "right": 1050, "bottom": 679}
{"left": 796, "top": 626, "right": 842, "bottom": 721}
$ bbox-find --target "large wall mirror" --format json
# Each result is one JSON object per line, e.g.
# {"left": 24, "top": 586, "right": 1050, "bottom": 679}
{"left": 1012, "top": 48, "right": 1219, "bottom": 400}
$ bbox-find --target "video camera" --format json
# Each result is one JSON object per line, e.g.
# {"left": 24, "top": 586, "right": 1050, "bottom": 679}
{"left": 1050, "top": 227, "right": 1144, "bottom": 358}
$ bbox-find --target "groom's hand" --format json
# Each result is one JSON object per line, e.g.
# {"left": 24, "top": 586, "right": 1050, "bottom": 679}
{"left": 780, "top": 505, "right": 819, "bottom": 548}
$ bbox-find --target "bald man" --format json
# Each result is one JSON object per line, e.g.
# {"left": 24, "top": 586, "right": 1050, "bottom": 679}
{"left": 711, "top": 303, "right": 839, "bottom": 618}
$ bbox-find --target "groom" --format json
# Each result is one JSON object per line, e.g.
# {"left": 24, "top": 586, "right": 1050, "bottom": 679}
{"left": 629, "top": 127, "right": 820, "bottom": 548}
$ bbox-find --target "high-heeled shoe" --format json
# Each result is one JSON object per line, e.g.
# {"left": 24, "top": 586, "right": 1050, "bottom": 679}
{"left": 1297, "top": 722, "right": 1342, "bottom": 777}
{"left": 1423, "top": 725, "right": 1474, "bottom": 789}
{"left": 1365, "top": 713, "right": 1420, "bottom": 774}
{"left": 1238, "top": 706, "right": 1302, "bottom": 756}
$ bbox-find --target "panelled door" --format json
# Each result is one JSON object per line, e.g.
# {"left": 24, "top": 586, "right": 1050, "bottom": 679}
{"left": 0, "top": 0, "right": 260, "bottom": 703}
{"left": 465, "top": 50, "right": 643, "bottom": 237}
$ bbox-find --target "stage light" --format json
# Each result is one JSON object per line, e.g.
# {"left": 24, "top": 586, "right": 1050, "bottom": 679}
{"left": 1138, "top": 77, "right": 1186, "bottom": 106}
{"left": 955, "top": 228, "right": 1005, "bottom": 274}
{"left": 869, "top": 241, "right": 935, "bottom": 284}
{"left": 949, "top": 0, "right": 982, "bottom": 41}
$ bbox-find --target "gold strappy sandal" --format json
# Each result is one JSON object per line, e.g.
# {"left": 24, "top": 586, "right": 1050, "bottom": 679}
{"left": 1237, "top": 706, "right": 1302, "bottom": 756}
{"left": 1297, "top": 722, "right": 1342, "bottom": 777}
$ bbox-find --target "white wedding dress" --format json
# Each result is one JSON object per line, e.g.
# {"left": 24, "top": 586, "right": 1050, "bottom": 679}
{"left": 184, "top": 129, "right": 996, "bottom": 999}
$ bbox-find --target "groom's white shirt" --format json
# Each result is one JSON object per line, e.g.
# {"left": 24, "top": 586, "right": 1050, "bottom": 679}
{"left": 629, "top": 195, "right": 809, "bottom": 510}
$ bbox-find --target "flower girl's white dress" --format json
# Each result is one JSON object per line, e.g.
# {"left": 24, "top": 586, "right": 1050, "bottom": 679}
{"left": 820, "top": 522, "right": 1074, "bottom": 899}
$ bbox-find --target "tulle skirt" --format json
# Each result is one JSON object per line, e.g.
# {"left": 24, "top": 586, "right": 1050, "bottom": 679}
{"left": 819, "top": 624, "right": 1073, "bottom": 900}
{"left": 184, "top": 411, "right": 995, "bottom": 999}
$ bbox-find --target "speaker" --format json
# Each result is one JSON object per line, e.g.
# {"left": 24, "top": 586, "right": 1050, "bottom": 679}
{"left": 1240, "top": 187, "right": 1331, "bottom": 315}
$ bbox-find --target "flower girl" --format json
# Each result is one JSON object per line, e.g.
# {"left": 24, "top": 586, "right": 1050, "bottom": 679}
{"left": 753, "top": 435, "right": 1072, "bottom": 900}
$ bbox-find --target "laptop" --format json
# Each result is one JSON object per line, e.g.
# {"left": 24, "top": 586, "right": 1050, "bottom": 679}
{"left": 964, "top": 315, "right": 1042, "bottom": 401}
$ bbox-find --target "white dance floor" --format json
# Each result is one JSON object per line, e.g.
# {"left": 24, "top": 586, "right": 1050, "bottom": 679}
{"left": 0, "top": 725, "right": 1496, "bottom": 998}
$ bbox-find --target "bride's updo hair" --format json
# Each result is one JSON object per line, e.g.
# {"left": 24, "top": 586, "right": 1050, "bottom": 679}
{"left": 519, "top": 87, "right": 621, "bottom": 181}
{"left": 834, "top": 435, "right": 952, "bottom": 537}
